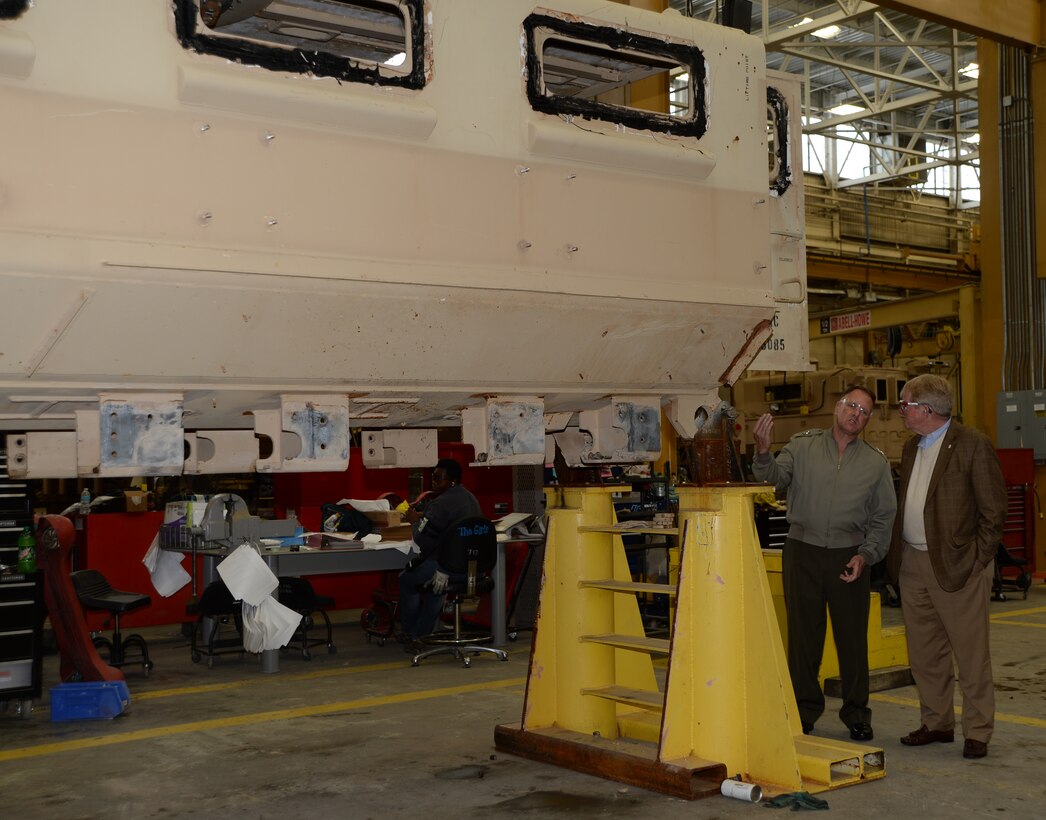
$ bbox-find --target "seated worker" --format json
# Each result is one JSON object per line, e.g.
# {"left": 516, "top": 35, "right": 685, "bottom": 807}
{"left": 398, "top": 458, "right": 481, "bottom": 652}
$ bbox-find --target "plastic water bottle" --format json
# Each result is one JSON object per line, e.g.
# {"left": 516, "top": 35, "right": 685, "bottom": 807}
{"left": 17, "top": 526, "right": 35, "bottom": 573}
{"left": 80, "top": 488, "right": 91, "bottom": 515}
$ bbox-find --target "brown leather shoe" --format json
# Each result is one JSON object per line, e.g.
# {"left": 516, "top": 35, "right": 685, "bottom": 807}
{"left": 963, "top": 739, "right": 988, "bottom": 759}
{"left": 900, "top": 725, "right": 954, "bottom": 746}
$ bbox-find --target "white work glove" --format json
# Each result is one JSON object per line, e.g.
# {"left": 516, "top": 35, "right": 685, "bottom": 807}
{"left": 431, "top": 569, "right": 449, "bottom": 595}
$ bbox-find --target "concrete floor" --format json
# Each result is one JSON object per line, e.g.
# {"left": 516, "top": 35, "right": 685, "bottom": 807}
{"left": 3, "top": 585, "right": 1046, "bottom": 820}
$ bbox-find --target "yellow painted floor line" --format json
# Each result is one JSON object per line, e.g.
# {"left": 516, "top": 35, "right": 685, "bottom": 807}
{"left": 991, "top": 605, "right": 1046, "bottom": 620}
{"left": 0, "top": 677, "right": 526, "bottom": 763}
{"left": 989, "top": 619, "right": 1046, "bottom": 629}
{"left": 14, "top": 675, "right": 1040, "bottom": 764}
{"left": 872, "top": 693, "right": 1046, "bottom": 730}
{"left": 137, "top": 646, "right": 530, "bottom": 701}
{"left": 136, "top": 659, "right": 429, "bottom": 701}
{"left": 871, "top": 693, "right": 925, "bottom": 709}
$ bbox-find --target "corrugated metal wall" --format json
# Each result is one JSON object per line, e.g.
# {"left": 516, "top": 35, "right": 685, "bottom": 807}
{"left": 999, "top": 45, "right": 1046, "bottom": 391}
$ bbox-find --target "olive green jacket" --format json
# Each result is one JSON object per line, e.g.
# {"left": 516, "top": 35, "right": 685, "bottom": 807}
{"left": 752, "top": 427, "right": 896, "bottom": 565}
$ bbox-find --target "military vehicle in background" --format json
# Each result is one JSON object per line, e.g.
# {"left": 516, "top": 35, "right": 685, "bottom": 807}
{"left": 1, "top": 0, "right": 808, "bottom": 479}
{"left": 731, "top": 365, "right": 961, "bottom": 467}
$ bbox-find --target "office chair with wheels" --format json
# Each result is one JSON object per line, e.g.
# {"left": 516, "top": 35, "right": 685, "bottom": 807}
{"left": 992, "top": 543, "right": 1033, "bottom": 602}
{"left": 360, "top": 574, "right": 399, "bottom": 646}
{"left": 70, "top": 569, "right": 154, "bottom": 676}
{"left": 277, "top": 576, "right": 336, "bottom": 660}
{"left": 411, "top": 516, "right": 508, "bottom": 668}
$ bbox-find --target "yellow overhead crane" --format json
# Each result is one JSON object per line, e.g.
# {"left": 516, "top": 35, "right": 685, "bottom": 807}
{"left": 810, "top": 284, "right": 980, "bottom": 426}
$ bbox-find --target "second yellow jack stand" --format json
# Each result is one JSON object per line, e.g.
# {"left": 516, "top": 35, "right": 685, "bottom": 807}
{"left": 495, "top": 485, "right": 885, "bottom": 799}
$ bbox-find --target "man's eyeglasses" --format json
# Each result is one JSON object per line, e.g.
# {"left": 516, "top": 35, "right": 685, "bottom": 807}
{"left": 898, "top": 400, "right": 932, "bottom": 413}
{"left": 838, "top": 399, "right": 871, "bottom": 418}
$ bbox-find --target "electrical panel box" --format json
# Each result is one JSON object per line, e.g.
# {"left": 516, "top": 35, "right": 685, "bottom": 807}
{"left": 996, "top": 391, "right": 1046, "bottom": 461}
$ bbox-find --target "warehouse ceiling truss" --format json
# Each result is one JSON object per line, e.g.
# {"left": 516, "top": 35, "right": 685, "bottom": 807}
{"left": 671, "top": 1, "right": 980, "bottom": 204}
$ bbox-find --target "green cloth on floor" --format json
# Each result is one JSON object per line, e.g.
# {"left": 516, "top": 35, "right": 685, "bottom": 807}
{"left": 763, "top": 791, "right": 830, "bottom": 810}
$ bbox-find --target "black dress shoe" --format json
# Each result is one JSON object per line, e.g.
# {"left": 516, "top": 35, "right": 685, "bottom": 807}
{"left": 801, "top": 722, "right": 813, "bottom": 735}
{"left": 849, "top": 722, "right": 874, "bottom": 741}
{"left": 963, "top": 739, "right": 988, "bottom": 759}
{"left": 900, "top": 725, "right": 954, "bottom": 746}
{"left": 403, "top": 638, "right": 426, "bottom": 654}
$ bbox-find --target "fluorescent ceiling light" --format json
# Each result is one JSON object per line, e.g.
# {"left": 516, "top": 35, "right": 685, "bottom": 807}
{"left": 812, "top": 25, "right": 841, "bottom": 39}
{"left": 789, "top": 16, "right": 840, "bottom": 38}
{"left": 384, "top": 52, "right": 407, "bottom": 67}
{"left": 959, "top": 62, "right": 979, "bottom": 78}
{"left": 829, "top": 103, "right": 864, "bottom": 116}
{"left": 964, "top": 133, "right": 981, "bottom": 144}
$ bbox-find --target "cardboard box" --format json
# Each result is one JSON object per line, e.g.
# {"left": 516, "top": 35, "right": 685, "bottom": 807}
{"left": 164, "top": 495, "right": 208, "bottom": 526}
{"left": 378, "top": 524, "right": 413, "bottom": 541}
{"left": 362, "top": 510, "right": 403, "bottom": 527}
{"left": 124, "top": 490, "right": 150, "bottom": 513}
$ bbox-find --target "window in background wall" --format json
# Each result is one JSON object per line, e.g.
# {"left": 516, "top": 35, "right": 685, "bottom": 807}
{"left": 835, "top": 124, "right": 872, "bottom": 181}
{"left": 802, "top": 116, "right": 826, "bottom": 176}
{"left": 958, "top": 160, "right": 981, "bottom": 205}
{"left": 916, "top": 139, "right": 981, "bottom": 206}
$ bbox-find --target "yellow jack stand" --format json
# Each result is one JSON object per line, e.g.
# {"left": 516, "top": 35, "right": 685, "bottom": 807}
{"left": 495, "top": 485, "right": 885, "bottom": 799}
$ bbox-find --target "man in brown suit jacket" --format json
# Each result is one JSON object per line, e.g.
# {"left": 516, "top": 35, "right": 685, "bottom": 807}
{"left": 886, "top": 374, "right": 1007, "bottom": 760}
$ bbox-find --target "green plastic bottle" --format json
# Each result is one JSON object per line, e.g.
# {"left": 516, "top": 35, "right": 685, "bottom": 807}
{"left": 17, "top": 526, "right": 36, "bottom": 573}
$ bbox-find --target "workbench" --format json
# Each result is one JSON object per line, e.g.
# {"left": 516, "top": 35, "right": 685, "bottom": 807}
{"left": 183, "top": 535, "right": 531, "bottom": 672}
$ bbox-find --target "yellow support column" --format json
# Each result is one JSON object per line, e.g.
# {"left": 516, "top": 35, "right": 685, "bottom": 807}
{"left": 518, "top": 487, "right": 656, "bottom": 738}
{"left": 663, "top": 486, "right": 884, "bottom": 791}
{"left": 497, "top": 486, "right": 723, "bottom": 798}
{"left": 958, "top": 284, "right": 979, "bottom": 430}
{"left": 659, "top": 486, "right": 804, "bottom": 788}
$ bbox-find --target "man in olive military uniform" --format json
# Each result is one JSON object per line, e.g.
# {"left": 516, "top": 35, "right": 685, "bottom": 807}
{"left": 752, "top": 386, "right": 896, "bottom": 741}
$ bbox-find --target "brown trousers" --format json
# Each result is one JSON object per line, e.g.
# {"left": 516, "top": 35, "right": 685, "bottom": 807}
{"left": 899, "top": 545, "right": 995, "bottom": 743}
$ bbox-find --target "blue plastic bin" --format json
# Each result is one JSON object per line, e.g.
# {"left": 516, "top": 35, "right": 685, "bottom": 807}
{"left": 50, "top": 681, "right": 131, "bottom": 722}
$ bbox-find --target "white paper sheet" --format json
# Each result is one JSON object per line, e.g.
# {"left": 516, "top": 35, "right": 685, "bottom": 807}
{"left": 217, "top": 543, "right": 278, "bottom": 606}
{"left": 337, "top": 498, "right": 391, "bottom": 512}
{"left": 260, "top": 596, "right": 303, "bottom": 649}
{"left": 367, "top": 540, "right": 416, "bottom": 554}
{"left": 242, "top": 597, "right": 302, "bottom": 652}
{"left": 142, "top": 535, "right": 192, "bottom": 597}
{"left": 494, "top": 512, "right": 533, "bottom": 532}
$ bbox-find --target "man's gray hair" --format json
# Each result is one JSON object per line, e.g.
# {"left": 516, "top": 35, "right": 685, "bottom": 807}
{"left": 903, "top": 374, "right": 953, "bottom": 417}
